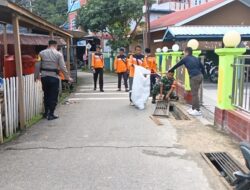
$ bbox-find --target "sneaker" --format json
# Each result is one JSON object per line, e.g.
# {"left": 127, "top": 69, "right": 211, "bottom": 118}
{"left": 189, "top": 110, "right": 202, "bottom": 116}
{"left": 130, "top": 102, "right": 135, "bottom": 106}
{"left": 117, "top": 88, "right": 121, "bottom": 91}
{"left": 152, "top": 99, "right": 156, "bottom": 104}
{"left": 100, "top": 89, "right": 104, "bottom": 92}
{"left": 125, "top": 89, "right": 129, "bottom": 92}
{"left": 187, "top": 108, "right": 193, "bottom": 114}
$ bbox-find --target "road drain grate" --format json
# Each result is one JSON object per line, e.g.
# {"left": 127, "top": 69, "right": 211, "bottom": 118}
{"left": 153, "top": 101, "right": 170, "bottom": 117}
{"left": 202, "top": 152, "right": 245, "bottom": 186}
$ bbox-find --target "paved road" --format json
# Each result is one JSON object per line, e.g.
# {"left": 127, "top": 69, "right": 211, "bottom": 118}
{"left": 0, "top": 72, "right": 219, "bottom": 190}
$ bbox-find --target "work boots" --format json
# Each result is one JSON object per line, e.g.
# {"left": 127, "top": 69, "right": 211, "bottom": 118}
{"left": 47, "top": 110, "right": 59, "bottom": 121}
{"left": 48, "top": 114, "right": 59, "bottom": 121}
{"left": 152, "top": 95, "right": 156, "bottom": 104}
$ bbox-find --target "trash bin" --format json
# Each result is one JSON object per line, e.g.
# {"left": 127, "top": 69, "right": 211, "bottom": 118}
{"left": 4, "top": 55, "right": 16, "bottom": 78}
{"left": 22, "top": 55, "right": 36, "bottom": 75}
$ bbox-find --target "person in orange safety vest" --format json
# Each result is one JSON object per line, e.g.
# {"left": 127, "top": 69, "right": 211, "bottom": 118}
{"left": 128, "top": 45, "right": 148, "bottom": 105}
{"left": 114, "top": 48, "right": 129, "bottom": 92}
{"left": 91, "top": 46, "right": 104, "bottom": 92}
{"left": 145, "top": 48, "right": 157, "bottom": 93}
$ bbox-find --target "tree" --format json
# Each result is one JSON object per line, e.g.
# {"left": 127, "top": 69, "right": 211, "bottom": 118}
{"left": 11, "top": 0, "right": 68, "bottom": 26}
{"left": 77, "top": 0, "right": 149, "bottom": 51}
{"left": 32, "top": 0, "right": 68, "bottom": 26}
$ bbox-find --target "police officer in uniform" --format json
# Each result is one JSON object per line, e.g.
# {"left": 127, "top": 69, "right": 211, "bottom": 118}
{"left": 35, "top": 40, "right": 73, "bottom": 120}
{"left": 151, "top": 71, "right": 178, "bottom": 104}
{"left": 92, "top": 46, "right": 104, "bottom": 92}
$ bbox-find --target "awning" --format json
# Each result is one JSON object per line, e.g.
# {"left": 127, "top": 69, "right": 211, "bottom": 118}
{"left": 163, "top": 26, "right": 250, "bottom": 41}
{"left": 0, "top": 0, "right": 72, "bottom": 38}
{"left": 0, "top": 33, "right": 66, "bottom": 46}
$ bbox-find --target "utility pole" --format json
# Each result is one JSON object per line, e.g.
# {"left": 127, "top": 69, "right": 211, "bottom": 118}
{"left": 143, "top": 0, "right": 151, "bottom": 49}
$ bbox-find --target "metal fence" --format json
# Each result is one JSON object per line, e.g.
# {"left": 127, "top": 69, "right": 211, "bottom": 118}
{"left": 166, "top": 55, "right": 172, "bottom": 71}
{"left": 232, "top": 55, "right": 250, "bottom": 113}
{"left": 175, "top": 56, "right": 185, "bottom": 85}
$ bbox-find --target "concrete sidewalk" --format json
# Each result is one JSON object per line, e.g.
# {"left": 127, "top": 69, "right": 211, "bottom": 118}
{"left": 0, "top": 72, "right": 236, "bottom": 190}
{"left": 202, "top": 82, "right": 218, "bottom": 114}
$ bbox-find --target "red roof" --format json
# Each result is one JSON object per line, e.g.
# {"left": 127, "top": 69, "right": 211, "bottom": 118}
{"left": 150, "top": 0, "right": 227, "bottom": 30}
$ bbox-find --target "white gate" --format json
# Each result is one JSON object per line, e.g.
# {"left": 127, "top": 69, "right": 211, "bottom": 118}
{"left": 1, "top": 74, "right": 43, "bottom": 142}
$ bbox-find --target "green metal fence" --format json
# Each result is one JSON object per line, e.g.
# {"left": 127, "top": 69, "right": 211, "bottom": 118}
{"left": 232, "top": 55, "right": 250, "bottom": 113}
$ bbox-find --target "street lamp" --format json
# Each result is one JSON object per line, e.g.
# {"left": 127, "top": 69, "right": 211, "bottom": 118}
{"left": 187, "top": 39, "right": 199, "bottom": 50}
{"left": 172, "top": 44, "right": 180, "bottom": 52}
{"left": 143, "top": 0, "right": 150, "bottom": 49}
{"left": 162, "top": 46, "right": 168, "bottom": 53}
{"left": 156, "top": 48, "right": 162, "bottom": 53}
{"left": 223, "top": 31, "right": 241, "bottom": 48}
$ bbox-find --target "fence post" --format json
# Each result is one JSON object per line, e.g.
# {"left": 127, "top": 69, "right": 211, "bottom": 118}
{"left": 110, "top": 56, "right": 113, "bottom": 72}
{"left": 171, "top": 52, "right": 182, "bottom": 68}
{"left": 161, "top": 53, "right": 169, "bottom": 75}
{"left": 12, "top": 14, "right": 26, "bottom": 129}
{"left": 155, "top": 53, "right": 161, "bottom": 72}
{"left": 0, "top": 103, "right": 3, "bottom": 143}
{"left": 215, "top": 48, "right": 246, "bottom": 110}
{"left": 170, "top": 52, "right": 182, "bottom": 78}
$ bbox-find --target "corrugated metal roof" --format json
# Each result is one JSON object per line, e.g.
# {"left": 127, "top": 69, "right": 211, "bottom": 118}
{"left": 169, "top": 26, "right": 250, "bottom": 35}
{"left": 164, "top": 26, "right": 250, "bottom": 41}
{"left": 0, "top": 33, "right": 66, "bottom": 45}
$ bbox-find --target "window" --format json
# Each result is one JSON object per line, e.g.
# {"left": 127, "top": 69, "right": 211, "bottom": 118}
{"left": 71, "top": 18, "right": 76, "bottom": 30}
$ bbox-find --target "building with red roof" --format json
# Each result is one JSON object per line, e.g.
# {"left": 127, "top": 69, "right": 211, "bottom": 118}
{"left": 144, "top": 0, "right": 250, "bottom": 52}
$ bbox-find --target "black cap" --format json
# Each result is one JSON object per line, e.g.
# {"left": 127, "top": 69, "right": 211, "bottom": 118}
{"left": 119, "top": 48, "right": 125, "bottom": 52}
{"left": 168, "top": 70, "right": 175, "bottom": 74}
{"left": 48, "top": 40, "right": 57, "bottom": 45}
{"left": 145, "top": 48, "right": 151, "bottom": 53}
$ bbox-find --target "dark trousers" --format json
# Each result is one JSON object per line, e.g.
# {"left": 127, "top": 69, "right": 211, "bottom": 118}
{"left": 41, "top": 76, "right": 59, "bottom": 115}
{"left": 129, "top": 77, "right": 133, "bottom": 102}
{"left": 118, "top": 72, "right": 128, "bottom": 89}
{"left": 150, "top": 74, "right": 157, "bottom": 92}
{"left": 94, "top": 68, "right": 104, "bottom": 90}
{"left": 190, "top": 74, "right": 203, "bottom": 111}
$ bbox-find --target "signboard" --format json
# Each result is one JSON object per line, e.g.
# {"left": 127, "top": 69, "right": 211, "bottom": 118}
{"left": 77, "top": 40, "right": 86, "bottom": 47}
{"left": 68, "top": 0, "right": 81, "bottom": 12}
{"left": 86, "top": 43, "right": 92, "bottom": 50}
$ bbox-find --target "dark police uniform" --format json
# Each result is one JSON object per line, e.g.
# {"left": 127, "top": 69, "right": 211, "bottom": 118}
{"left": 35, "top": 48, "right": 70, "bottom": 119}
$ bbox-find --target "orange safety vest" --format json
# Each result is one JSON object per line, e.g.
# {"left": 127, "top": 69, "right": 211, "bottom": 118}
{"left": 114, "top": 55, "right": 128, "bottom": 73}
{"left": 145, "top": 55, "right": 157, "bottom": 73}
{"left": 92, "top": 53, "right": 104, "bottom": 69}
{"left": 128, "top": 54, "right": 148, "bottom": 78}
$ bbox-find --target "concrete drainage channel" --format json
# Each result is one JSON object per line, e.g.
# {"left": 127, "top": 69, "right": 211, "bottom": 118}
{"left": 152, "top": 102, "right": 250, "bottom": 190}
{"left": 169, "top": 103, "right": 190, "bottom": 120}
{"left": 153, "top": 101, "right": 190, "bottom": 120}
